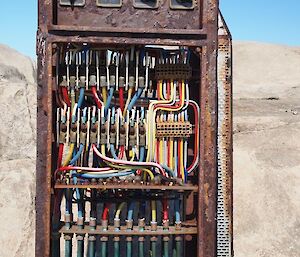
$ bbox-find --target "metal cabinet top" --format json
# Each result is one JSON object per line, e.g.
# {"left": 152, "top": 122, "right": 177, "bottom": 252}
{"left": 39, "top": 0, "right": 218, "bottom": 37}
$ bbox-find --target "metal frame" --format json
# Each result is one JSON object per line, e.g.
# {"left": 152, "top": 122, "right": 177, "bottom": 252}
{"left": 35, "top": 1, "right": 231, "bottom": 257}
{"left": 217, "top": 11, "right": 233, "bottom": 257}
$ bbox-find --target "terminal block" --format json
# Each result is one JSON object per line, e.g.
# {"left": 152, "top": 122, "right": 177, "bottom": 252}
{"left": 156, "top": 121, "right": 193, "bottom": 138}
{"left": 155, "top": 63, "right": 192, "bottom": 80}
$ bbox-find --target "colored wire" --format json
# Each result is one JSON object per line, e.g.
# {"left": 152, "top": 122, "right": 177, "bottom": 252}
{"left": 127, "top": 88, "right": 143, "bottom": 112}
{"left": 174, "top": 198, "right": 181, "bottom": 223}
{"left": 102, "top": 86, "right": 107, "bottom": 104}
{"left": 104, "top": 86, "right": 114, "bottom": 115}
{"left": 151, "top": 200, "right": 156, "bottom": 222}
{"left": 61, "top": 87, "right": 71, "bottom": 107}
{"left": 77, "top": 87, "right": 85, "bottom": 109}
{"left": 57, "top": 143, "right": 64, "bottom": 168}
{"left": 70, "top": 87, "right": 76, "bottom": 110}
{"left": 187, "top": 101, "right": 200, "bottom": 173}
{"left": 110, "top": 144, "right": 118, "bottom": 159}
{"left": 123, "top": 87, "right": 133, "bottom": 116}
{"left": 92, "top": 144, "right": 166, "bottom": 176}
{"left": 127, "top": 202, "right": 135, "bottom": 221}
{"left": 62, "top": 143, "right": 75, "bottom": 167}
{"left": 115, "top": 202, "right": 126, "bottom": 219}
{"left": 102, "top": 204, "right": 111, "bottom": 221}
{"left": 76, "top": 171, "right": 134, "bottom": 179}
{"left": 91, "top": 86, "right": 102, "bottom": 108}
{"left": 119, "top": 87, "right": 125, "bottom": 112}
{"left": 70, "top": 143, "right": 84, "bottom": 165}
{"left": 162, "top": 198, "right": 168, "bottom": 221}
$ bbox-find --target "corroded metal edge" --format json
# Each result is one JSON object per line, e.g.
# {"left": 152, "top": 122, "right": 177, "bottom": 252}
{"left": 217, "top": 11, "right": 233, "bottom": 257}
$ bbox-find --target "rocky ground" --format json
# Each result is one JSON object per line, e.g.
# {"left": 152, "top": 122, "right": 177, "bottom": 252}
{"left": 233, "top": 41, "right": 300, "bottom": 257}
{"left": 0, "top": 44, "right": 36, "bottom": 256}
{"left": 0, "top": 41, "right": 299, "bottom": 257}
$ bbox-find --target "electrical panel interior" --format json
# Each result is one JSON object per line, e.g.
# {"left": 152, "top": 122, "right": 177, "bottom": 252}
{"left": 52, "top": 45, "right": 200, "bottom": 257}
{"left": 36, "top": 1, "right": 233, "bottom": 257}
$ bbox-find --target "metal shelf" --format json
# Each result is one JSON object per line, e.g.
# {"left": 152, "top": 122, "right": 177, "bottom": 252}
{"left": 54, "top": 183, "right": 198, "bottom": 192}
{"left": 60, "top": 225, "right": 198, "bottom": 236}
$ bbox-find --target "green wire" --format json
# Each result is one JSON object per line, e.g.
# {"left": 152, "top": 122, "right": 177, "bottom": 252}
{"left": 126, "top": 241, "right": 132, "bottom": 257}
{"left": 77, "top": 240, "right": 84, "bottom": 257}
{"left": 139, "top": 241, "right": 144, "bottom": 257}
{"left": 176, "top": 240, "right": 181, "bottom": 257}
{"left": 151, "top": 241, "right": 157, "bottom": 257}
{"left": 101, "top": 241, "right": 107, "bottom": 257}
{"left": 163, "top": 241, "right": 169, "bottom": 257}
{"left": 114, "top": 241, "right": 119, "bottom": 257}
{"left": 65, "top": 239, "right": 72, "bottom": 257}
{"left": 88, "top": 240, "right": 95, "bottom": 257}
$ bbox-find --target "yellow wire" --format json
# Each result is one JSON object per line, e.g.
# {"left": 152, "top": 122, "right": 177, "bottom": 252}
{"left": 115, "top": 202, "right": 126, "bottom": 219}
{"left": 70, "top": 89, "right": 75, "bottom": 110}
{"left": 123, "top": 87, "right": 133, "bottom": 116}
{"left": 159, "top": 139, "right": 164, "bottom": 166}
{"left": 179, "top": 139, "right": 185, "bottom": 181}
{"left": 101, "top": 144, "right": 106, "bottom": 155}
{"left": 151, "top": 200, "right": 157, "bottom": 222}
{"left": 169, "top": 139, "right": 174, "bottom": 170}
{"left": 146, "top": 81, "right": 175, "bottom": 162}
{"left": 144, "top": 169, "right": 155, "bottom": 181}
{"left": 62, "top": 143, "right": 75, "bottom": 167}
{"left": 102, "top": 87, "right": 107, "bottom": 104}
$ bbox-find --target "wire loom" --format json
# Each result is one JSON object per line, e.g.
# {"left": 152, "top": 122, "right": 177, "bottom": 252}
{"left": 52, "top": 45, "right": 200, "bottom": 257}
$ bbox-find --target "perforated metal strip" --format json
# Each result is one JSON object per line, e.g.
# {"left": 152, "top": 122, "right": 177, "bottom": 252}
{"left": 217, "top": 13, "right": 233, "bottom": 257}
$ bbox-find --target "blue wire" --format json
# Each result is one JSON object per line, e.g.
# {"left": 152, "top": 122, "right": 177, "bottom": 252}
{"left": 77, "top": 87, "right": 85, "bottom": 109}
{"left": 127, "top": 88, "right": 143, "bottom": 112}
{"left": 110, "top": 144, "right": 118, "bottom": 159}
{"left": 75, "top": 171, "right": 134, "bottom": 179}
{"left": 127, "top": 202, "right": 135, "bottom": 221}
{"left": 184, "top": 169, "right": 188, "bottom": 183}
{"left": 187, "top": 50, "right": 191, "bottom": 63}
{"left": 139, "top": 146, "right": 145, "bottom": 162}
{"left": 138, "top": 146, "right": 146, "bottom": 221}
{"left": 161, "top": 164, "right": 175, "bottom": 178}
{"left": 174, "top": 198, "right": 181, "bottom": 223}
{"left": 69, "top": 144, "right": 85, "bottom": 217}
{"left": 66, "top": 148, "right": 77, "bottom": 214}
{"left": 104, "top": 86, "right": 115, "bottom": 116}
{"left": 70, "top": 144, "right": 84, "bottom": 165}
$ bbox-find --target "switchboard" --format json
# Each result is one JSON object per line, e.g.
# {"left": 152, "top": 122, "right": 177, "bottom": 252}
{"left": 36, "top": 1, "right": 232, "bottom": 257}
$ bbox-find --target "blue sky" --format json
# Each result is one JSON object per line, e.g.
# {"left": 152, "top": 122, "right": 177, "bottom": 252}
{"left": 0, "top": 1, "right": 299, "bottom": 58}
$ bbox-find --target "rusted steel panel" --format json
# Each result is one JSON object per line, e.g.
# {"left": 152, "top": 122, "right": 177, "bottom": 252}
{"left": 36, "top": 37, "right": 53, "bottom": 257}
{"left": 55, "top": 0, "right": 202, "bottom": 30}
{"left": 217, "top": 12, "right": 233, "bottom": 257}
{"left": 47, "top": 34, "right": 208, "bottom": 47}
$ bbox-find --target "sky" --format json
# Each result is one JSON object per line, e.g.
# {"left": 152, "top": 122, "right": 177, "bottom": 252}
{"left": 0, "top": 1, "right": 299, "bottom": 58}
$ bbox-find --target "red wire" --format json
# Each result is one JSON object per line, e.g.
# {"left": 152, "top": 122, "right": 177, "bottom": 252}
{"left": 156, "top": 140, "right": 160, "bottom": 163}
{"left": 91, "top": 86, "right": 102, "bottom": 108}
{"left": 102, "top": 203, "right": 111, "bottom": 220}
{"left": 54, "top": 143, "right": 64, "bottom": 215}
{"left": 167, "top": 141, "right": 170, "bottom": 167}
{"left": 162, "top": 198, "right": 168, "bottom": 221}
{"left": 166, "top": 81, "right": 170, "bottom": 98}
{"left": 177, "top": 140, "right": 181, "bottom": 179}
{"left": 119, "top": 87, "right": 125, "bottom": 112}
{"left": 155, "top": 81, "right": 183, "bottom": 110}
{"left": 187, "top": 102, "right": 199, "bottom": 172}
{"left": 57, "top": 143, "right": 64, "bottom": 168}
{"left": 61, "top": 87, "right": 71, "bottom": 107}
